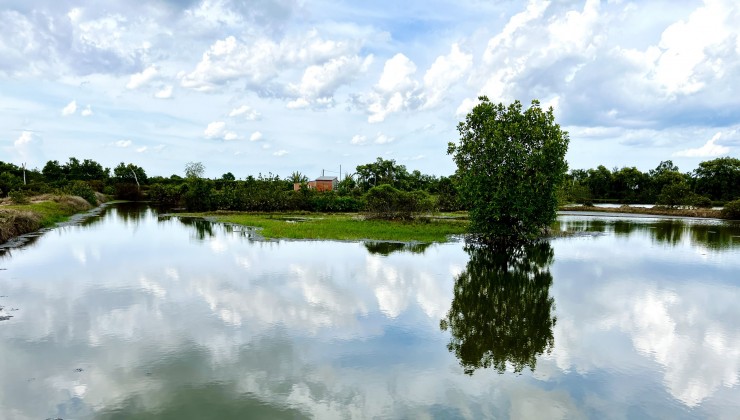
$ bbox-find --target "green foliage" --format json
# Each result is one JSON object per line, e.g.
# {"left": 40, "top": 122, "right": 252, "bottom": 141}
{"left": 657, "top": 183, "right": 712, "bottom": 209}
{"left": 721, "top": 199, "right": 740, "bottom": 220}
{"left": 656, "top": 182, "right": 692, "bottom": 208}
{"left": 440, "top": 241, "right": 556, "bottom": 374}
{"left": 66, "top": 180, "right": 98, "bottom": 205}
{"left": 364, "top": 184, "right": 437, "bottom": 220}
{"left": 693, "top": 157, "right": 740, "bottom": 201}
{"left": 8, "top": 190, "right": 30, "bottom": 205}
{"left": 183, "top": 179, "right": 214, "bottom": 211}
{"left": 149, "top": 183, "right": 184, "bottom": 207}
{"left": 448, "top": 97, "right": 569, "bottom": 243}
{"left": 691, "top": 195, "right": 712, "bottom": 208}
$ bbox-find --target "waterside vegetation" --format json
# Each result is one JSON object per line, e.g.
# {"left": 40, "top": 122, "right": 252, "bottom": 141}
{"left": 0, "top": 195, "right": 94, "bottom": 243}
{"left": 193, "top": 212, "right": 469, "bottom": 243}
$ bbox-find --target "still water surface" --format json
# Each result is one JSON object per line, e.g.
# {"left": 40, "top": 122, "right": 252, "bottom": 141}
{"left": 1, "top": 204, "right": 739, "bottom": 419}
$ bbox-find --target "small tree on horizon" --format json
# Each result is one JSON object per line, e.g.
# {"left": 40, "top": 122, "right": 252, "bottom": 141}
{"left": 448, "top": 97, "right": 569, "bottom": 243}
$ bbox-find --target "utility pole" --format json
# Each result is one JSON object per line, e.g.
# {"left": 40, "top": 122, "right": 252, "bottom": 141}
{"left": 21, "top": 162, "right": 26, "bottom": 185}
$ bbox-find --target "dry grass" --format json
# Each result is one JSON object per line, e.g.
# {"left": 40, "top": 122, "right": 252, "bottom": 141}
{"left": 0, "top": 194, "right": 94, "bottom": 244}
{"left": 0, "top": 209, "right": 42, "bottom": 243}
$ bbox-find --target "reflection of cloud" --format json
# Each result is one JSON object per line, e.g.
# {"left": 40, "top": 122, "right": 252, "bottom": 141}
{"left": 549, "top": 233, "right": 740, "bottom": 408}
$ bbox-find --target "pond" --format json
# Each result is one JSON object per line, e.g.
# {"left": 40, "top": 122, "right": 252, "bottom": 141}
{"left": 1, "top": 203, "right": 739, "bottom": 419}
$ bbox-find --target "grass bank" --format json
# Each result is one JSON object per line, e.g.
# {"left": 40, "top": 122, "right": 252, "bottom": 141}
{"left": 0, "top": 195, "right": 95, "bottom": 243}
{"left": 196, "top": 212, "right": 469, "bottom": 242}
{"left": 560, "top": 205, "right": 723, "bottom": 219}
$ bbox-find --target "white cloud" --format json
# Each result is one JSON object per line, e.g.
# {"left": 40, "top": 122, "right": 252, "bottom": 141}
{"left": 273, "top": 149, "right": 288, "bottom": 156}
{"left": 13, "top": 130, "right": 42, "bottom": 163}
{"left": 375, "top": 133, "right": 394, "bottom": 144}
{"left": 422, "top": 44, "right": 472, "bottom": 109}
{"left": 288, "top": 55, "right": 372, "bottom": 108}
{"left": 350, "top": 134, "right": 367, "bottom": 145}
{"left": 223, "top": 131, "right": 238, "bottom": 141}
{"left": 115, "top": 140, "right": 132, "bottom": 148}
{"left": 249, "top": 131, "right": 263, "bottom": 142}
{"left": 204, "top": 121, "right": 227, "bottom": 139}
{"left": 673, "top": 133, "right": 730, "bottom": 157}
{"left": 365, "top": 53, "right": 422, "bottom": 123}
{"left": 181, "top": 31, "right": 359, "bottom": 93}
{"left": 126, "top": 65, "right": 159, "bottom": 90}
{"left": 62, "top": 100, "right": 77, "bottom": 116}
{"left": 154, "top": 85, "right": 173, "bottom": 99}
{"left": 136, "top": 146, "right": 148, "bottom": 153}
{"left": 287, "top": 98, "right": 310, "bottom": 109}
{"left": 14, "top": 131, "right": 36, "bottom": 146}
{"left": 228, "top": 105, "right": 260, "bottom": 120}
{"left": 81, "top": 105, "right": 93, "bottom": 117}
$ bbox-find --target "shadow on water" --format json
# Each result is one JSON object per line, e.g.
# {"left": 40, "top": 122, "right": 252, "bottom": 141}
{"left": 554, "top": 218, "right": 740, "bottom": 249}
{"left": 440, "top": 240, "right": 556, "bottom": 375}
{"left": 363, "top": 241, "right": 432, "bottom": 256}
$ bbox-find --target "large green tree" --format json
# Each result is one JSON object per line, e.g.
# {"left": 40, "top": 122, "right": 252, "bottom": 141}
{"left": 448, "top": 97, "right": 569, "bottom": 242}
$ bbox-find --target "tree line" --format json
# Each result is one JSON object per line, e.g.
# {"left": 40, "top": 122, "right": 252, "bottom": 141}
{"left": 563, "top": 157, "right": 740, "bottom": 207}
{"left": 1, "top": 155, "right": 739, "bottom": 213}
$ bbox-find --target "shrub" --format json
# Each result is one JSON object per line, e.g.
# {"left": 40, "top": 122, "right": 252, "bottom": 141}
{"left": 8, "top": 190, "right": 30, "bottom": 205}
{"left": 66, "top": 181, "right": 98, "bottom": 205}
{"left": 365, "top": 184, "right": 437, "bottom": 220}
{"left": 691, "top": 195, "right": 712, "bottom": 209}
{"left": 721, "top": 199, "right": 740, "bottom": 220}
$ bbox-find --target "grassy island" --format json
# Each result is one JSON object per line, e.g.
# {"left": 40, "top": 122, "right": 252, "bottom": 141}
{"left": 193, "top": 212, "right": 469, "bottom": 243}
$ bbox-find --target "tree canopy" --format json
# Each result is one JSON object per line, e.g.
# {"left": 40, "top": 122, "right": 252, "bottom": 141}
{"left": 448, "top": 97, "right": 569, "bottom": 243}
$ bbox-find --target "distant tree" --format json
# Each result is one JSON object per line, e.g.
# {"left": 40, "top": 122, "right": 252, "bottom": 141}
{"left": 586, "top": 165, "right": 613, "bottom": 199}
{"left": 448, "top": 97, "right": 569, "bottom": 243}
{"left": 289, "top": 171, "right": 308, "bottom": 184}
{"left": 355, "top": 157, "right": 410, "bottom": 191}
{"left": 693, "top": 157, "right": 740, "bottom": 201}
{"left": 113, "top": 163, "right": 147, "bottom": 185}
{"left": 221, "top": 172, "right": 236, "bottom": 181}
{"left": 185, "top": 161, "right": 205, "bottom": 179}
{"left": 42, "top": 160, "right": 66, "bottom": 183}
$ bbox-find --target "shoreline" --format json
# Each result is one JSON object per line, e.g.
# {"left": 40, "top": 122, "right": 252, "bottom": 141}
{"left": 559, "top": 205, "right": 725, "bottom": 220}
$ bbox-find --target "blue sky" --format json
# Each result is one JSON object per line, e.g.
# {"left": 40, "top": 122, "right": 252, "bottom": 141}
{"left": 2, "top": 0, "right": 739, "bottom": 179}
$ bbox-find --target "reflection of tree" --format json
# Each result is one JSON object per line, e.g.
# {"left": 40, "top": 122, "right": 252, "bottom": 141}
{"left": 440, "top": 241, "right": 556, "bottom": 375}
{"left": 178, "top": 217, "right": 215, "bottom": 240}
{"left": 363, "top": 241, "right": 432, "bottom": 256}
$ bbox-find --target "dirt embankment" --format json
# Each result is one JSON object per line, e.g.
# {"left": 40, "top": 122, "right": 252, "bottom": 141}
{"left": 560, "top": 205, "right": 723, "bottom": 219}
{"left": 0, "top": 194, "right": 97, "bottom": 243}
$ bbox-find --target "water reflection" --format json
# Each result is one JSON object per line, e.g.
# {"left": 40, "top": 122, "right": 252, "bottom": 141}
{"left": 441, "top": 241, "right": 556, "bottom": 375}
{"left": 178, "top": 217, "right": 215, "bottom": 240}
{"left": 555, "top": 217, "right": 740, "bottom": 249}
{"left": 363, "top": 241, "right": 432, "bottom": 256}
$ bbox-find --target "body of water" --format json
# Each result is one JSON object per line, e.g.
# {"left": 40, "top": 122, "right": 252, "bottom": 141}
{"left": 1, "top": 204, "right": 738, "bottom": 419}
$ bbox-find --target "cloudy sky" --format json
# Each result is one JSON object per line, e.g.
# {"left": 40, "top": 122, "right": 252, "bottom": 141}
{"left": 2, "top": 0, "right": 739, "bottom": 179}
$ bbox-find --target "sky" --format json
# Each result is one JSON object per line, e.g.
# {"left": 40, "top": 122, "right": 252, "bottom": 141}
{"left": 1, "top": 0, "right": 739, "bottom": 179}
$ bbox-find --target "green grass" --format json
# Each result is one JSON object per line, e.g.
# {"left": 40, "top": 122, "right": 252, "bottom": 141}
{"left": 197, "top": 212, "right": 469, "bottom": 242}
{"left": 5, "top": 198, "right": 92, "bottom": 227}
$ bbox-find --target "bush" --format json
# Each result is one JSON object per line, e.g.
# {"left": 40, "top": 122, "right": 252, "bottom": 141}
{"left": 691, "top": 195, "right": 712, "bottom": 209}
{"left": 721, "top": 199, "right": 740, "bottom": 220}
{"left": 365, "top": 184, "right": 437, "bottom": 220}
{"left": 66, "top": 181, "right": 98, "bottom": 205}
{"left": 8, "top": 190, "right": 30, "bottom": 205}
